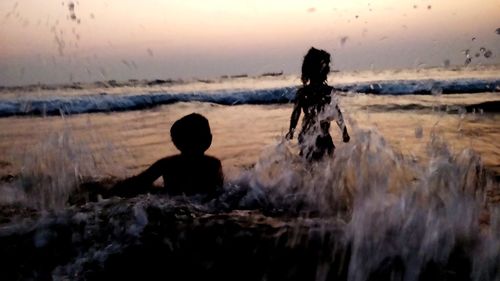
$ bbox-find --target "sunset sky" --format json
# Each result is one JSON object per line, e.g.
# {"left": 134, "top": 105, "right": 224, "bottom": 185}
{"left": 1, "top": 0, "right": 499, "bottom": 86}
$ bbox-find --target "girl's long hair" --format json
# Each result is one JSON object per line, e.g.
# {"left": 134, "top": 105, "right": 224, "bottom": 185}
{"left": 301, "top": 47, "right": 331, "bottom": 86}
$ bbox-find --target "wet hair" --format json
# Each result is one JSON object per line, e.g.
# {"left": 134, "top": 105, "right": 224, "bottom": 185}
{"left": 301, "top": 47, "right": 331, "bottom": 85}
{"left": 170, "top": 113, "right": 212, "bottom": 154}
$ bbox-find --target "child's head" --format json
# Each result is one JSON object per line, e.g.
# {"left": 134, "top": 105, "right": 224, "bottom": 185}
{"left": 301, "top": 47, "right": 331, "bottom": 85}
{"left": 170, "top": 113, "right": 212, "bottom": 155}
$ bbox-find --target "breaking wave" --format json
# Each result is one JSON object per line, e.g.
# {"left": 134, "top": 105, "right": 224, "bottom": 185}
{"left": 0, "top": 77, "right": 498, "bottom": 117}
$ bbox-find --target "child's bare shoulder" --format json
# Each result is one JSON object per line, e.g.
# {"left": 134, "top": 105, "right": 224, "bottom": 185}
{"left": 158, "top": 154, "right": 220, "bottom": 166}
{"left": 203, "top": 155, "right": 222, "bottom": 166}
{"left": 154, "top": 155, "right": 180, "bottom": 167}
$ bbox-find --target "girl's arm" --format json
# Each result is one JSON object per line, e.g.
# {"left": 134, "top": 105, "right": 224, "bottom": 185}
{"left": 329, "top": 88, "right": 350, "bottom": 143}
{"left": 286, "top": 89, "right": 302, "bottom": 139}
{"left": 335, "top": 104, "right": 350, "bottom": 142}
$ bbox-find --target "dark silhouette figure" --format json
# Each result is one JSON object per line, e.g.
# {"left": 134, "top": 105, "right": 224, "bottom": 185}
{"left": 286, "top": 47, "right": 350, "bottom": 161}
{"left": 112, "top": 113, "right": 223, "bottom": 198}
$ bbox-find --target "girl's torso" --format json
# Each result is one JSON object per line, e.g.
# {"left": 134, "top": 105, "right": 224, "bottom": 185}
{"left": 297, "top": 84, "right": 333, "bottom": 136}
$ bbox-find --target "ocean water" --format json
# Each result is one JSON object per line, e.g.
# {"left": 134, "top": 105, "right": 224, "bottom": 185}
{"left": 0, "top": 66, "right": 499, "bottom": 280}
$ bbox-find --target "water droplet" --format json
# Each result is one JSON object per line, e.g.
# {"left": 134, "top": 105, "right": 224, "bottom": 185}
{"left": 458, "top": 107, "right": 466, "bottom": 117}
{"left": 471, "top": 37, "right": 476, "bottom": 41}
{"left": 99, "top": 67, "right": 107, "bottom": 78}
{"left": 122, "top": 60, "right": 130, "bottom": 68}
{"left": 484, "top": 50, "right": 492, "bottom": 58}
{"left": 431, "top": 87, "right": 443, "bottom": 96}
{"left": 480, "top": 47, "right": 486, "bottom": 53}
{"left": 339, "top": 36, "right": 349, "bottom": 47}
{"left": 414, "top": 127, "right": 423, "bottom": 139}
{"left": 496, "top": 28, "right": 500, "bottom": 35}
{"left": 463, "top": 50, "right": 472, "bottom": 65}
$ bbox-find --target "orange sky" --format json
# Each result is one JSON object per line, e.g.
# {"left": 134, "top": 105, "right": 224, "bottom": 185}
{"left": 1, "top": 0, "right": 499, "bottom": 85}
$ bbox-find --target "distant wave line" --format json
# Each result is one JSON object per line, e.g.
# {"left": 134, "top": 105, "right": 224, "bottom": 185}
{"left": 0, "top": 88, "right": 297, "bottom": 117}
{"left": 0, "top": 78, "right": 498, "bottom": 117}
{"left": 335, "top": 77, "right": 500, "bottom": 95}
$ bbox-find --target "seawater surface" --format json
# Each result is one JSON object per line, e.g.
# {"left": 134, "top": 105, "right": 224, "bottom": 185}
{"left": 0, "top": 66, "right": 499, "bottom": 280}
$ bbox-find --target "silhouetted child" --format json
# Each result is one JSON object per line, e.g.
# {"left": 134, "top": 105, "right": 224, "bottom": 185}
{"left": 286, "top": 47, "right": 350, "bottom": 161}
{"left": 111, "top": 113, "right": 223, "bottom": 198}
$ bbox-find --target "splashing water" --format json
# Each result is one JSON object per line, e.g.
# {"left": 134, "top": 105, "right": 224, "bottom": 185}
{"left": 0, "top": 122, "right": 127, "bottom": 210}
{"left": 16, "top": 130, "right": 92, "bottom": 209}
{"left": 231, "top": 124, "right": 499, "bottom": 280}
{"left": 0, "top": 108, "right": 498, "bottom": 280}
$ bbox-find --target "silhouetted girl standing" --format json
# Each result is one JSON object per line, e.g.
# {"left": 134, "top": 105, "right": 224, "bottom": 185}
{"left": 286, "top": 47, "right": 350, "bottom": 161}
